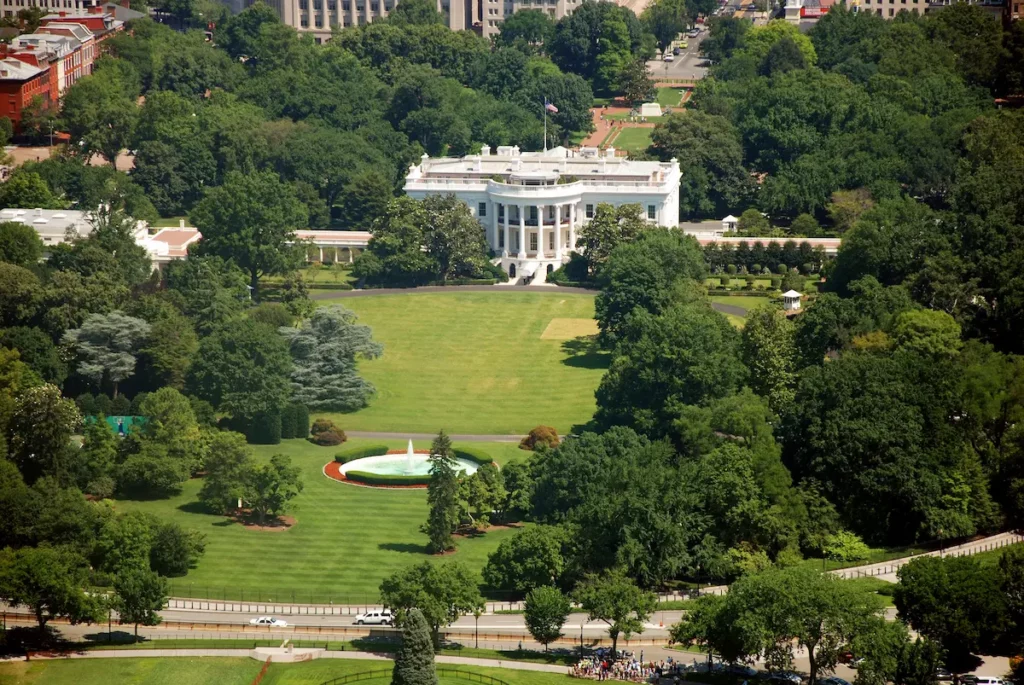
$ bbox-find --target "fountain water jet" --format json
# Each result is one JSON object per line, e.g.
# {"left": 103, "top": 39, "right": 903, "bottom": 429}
{"left": 405, "top": 439, "right": 415, "bottom": 475}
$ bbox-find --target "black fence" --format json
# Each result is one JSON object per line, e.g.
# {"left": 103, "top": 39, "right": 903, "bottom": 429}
{"left": 319, "top": 669, "right": 510, "bottom": 685}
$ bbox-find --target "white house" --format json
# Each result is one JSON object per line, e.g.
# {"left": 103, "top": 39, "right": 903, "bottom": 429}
{"left": 404, "top": 145, "right": 682, "bottom": 284}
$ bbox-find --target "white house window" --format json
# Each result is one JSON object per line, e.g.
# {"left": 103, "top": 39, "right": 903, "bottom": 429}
{"left": 585, "top": 204, "right": 594, "bottom": 218}
{"left": 498, "top": 205, "right": 504, "bottom": 220}
{"left": 478, "top": 202, "right": 486, "bottom": 217}
{"left": 530, "top": 233, "right": 538, "bottom": 251}
{"left": 499, "top": 230, "right": 505, "bottom": 248}
{"left": 647, "top": 204, "right": 656, "bottom": 220}
{"left": 548, "top": 233, "right": 554, "bottom": 250}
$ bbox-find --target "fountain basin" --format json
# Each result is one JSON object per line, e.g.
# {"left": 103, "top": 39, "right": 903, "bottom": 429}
{"left": 338, "top": 453, "right": 481, "bottom": 478}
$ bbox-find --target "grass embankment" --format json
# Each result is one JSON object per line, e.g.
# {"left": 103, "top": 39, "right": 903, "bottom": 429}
{"left": 318, "top": 291, "right": 607, "bottom": 435}
{"left": 608, "top": 127, "right": 652, "bottom": 153}
{"left": 0, "top": 658, "right": 578, "bottom": 685}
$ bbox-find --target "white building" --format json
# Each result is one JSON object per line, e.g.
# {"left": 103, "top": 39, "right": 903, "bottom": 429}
{"left": 404, "top": 145, "right": 681, "bottom": 284}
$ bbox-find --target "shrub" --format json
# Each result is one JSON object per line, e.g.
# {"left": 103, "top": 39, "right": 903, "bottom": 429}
{"left": 519, "top": 426, "right": 560, "bottom": 451}
{"left": 76, "top": 393, "right": 96, "bottom": 416}
{"left": 310, "top": 417, "right": 346, "bottom": 446}
{"left": 93, "top": 394, "right": 112, "bottom": 416}
{"left": 129, "top": 392, "right": 150, "bottom": 416}
{"left": 720, "top": 275, "right": 731, "bottom": 287}
{"left": 249, "top": 411, "right": 282, "bottom": 445}
{"left": 453, "top": 447, "right": 495, "bottom": 465}
{"left": 823, "top": 530, "right": 871, "bottom": 562}
{"left": 293, "top": 404, "right": 310, "bottom": 438}
{"left": 86, "top": 475, "right": 116, "bottom": 499}
{"left": 725, "top": 264, "right": 738, "bottom": 275}
{"left": 762, "top": 266, "right": 772, "bottom": 275}
{"left": 770, "top": 276, "right": 782, "bottom": 290}
{"left": 776, "top": 263, "right": 788, "bottom": 275}
{"left": 279, "top": 405, "right": 297, "bottom": 439}
{"left": 751, "top": 263, "right": 761, "bottom": 274}
{"left": 336, "top": 445, "right": 389, "bottom": 463}
{"left": 110, "top": 395, "right": 131, "bottom": 416}
{"left": 345, "top": 471, "right": 427, "bottom": 486}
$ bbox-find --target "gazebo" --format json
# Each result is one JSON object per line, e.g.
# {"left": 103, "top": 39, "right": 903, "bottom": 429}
{"left": 722, "top": 215, "right": 738, "bottom": 232}
{"left": 782, "top": 290, "right": 803, "bottom": 311}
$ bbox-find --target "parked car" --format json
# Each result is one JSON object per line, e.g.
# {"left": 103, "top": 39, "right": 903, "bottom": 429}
{"left": 820, "top": 678, "right": 851, "bottom": 685}
{"left": 762, "top": 672, "right": 802, "bottom": 685}
{"left": 663, "top": 54, "right": 675, "bottom": 61}
{"left": 725, "top": 664, "right": 759, "bottom": 677}
{"left": 959, "top": 676, "right": 980, "bottom": 685}
{"left": 673, "top": 47, "right": 681, "bottom": 55}
{"left": 249, "top": 616, "right": 287, "bottom": 627}
{"left": 355, "top": 609, "right": 394, "bottom": 626}
{"left": 936, "top": 669, "right": 955, "bottom": 683}
{"left": 972, "top": 678, "right": 1003, "bottom": 685}
{"left": 688, "top": 28, "right": 700, "bottom": 36}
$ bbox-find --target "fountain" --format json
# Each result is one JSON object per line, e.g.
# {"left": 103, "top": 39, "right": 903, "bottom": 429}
{"left": 337, "top": 445, "right": 481, "bottom": 481}
{"left": 405, "top": 439, "right": 415, "bottom": 475}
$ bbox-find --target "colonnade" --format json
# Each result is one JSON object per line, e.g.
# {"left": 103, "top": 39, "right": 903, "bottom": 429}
{"left": 489, "top": 200, "right": 580, "bottom": 260}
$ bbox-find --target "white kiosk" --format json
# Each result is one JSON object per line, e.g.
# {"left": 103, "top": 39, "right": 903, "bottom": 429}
{"left": 782, "top": 290, "right": 803, "bottom": 311}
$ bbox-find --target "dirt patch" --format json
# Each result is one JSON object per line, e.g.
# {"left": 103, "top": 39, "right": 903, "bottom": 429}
{"left": 232, "top": 509, "right": 297, "bottom": 532}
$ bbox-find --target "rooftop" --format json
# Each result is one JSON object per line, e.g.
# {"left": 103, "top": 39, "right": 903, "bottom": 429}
{"left": 0, "top": 208, "right": 93, "bottom": 242}
{"left": 408, "top": 145, "right": 679, "bottom": 186}
{"left": 0, "top": 57, "right": 44, "bottom": 80}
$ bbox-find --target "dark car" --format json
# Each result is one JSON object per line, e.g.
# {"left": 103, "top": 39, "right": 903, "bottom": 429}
{"left": 673, "top": 47, "right": 681, "bottom": 55}
{"left": 936, "top": 669, "right": 954, "bottom": 683}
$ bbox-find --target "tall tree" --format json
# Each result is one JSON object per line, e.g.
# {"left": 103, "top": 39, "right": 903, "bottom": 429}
{"left": 618, "top": 58, "right": 656, "bottom": 108}
{"left": 112, "top": 565, "right": 167, "bottom": 641}
{"left": 7, "top": 384, "right": 80, "bottom": 484}
{"left": 197, "top": 431, "right": 253, "bottom": 514}
{"left": 423, "top": 430, "right": 460, "bottom": 554}
{"left": 392, "top": 607, "right": 439, "bottom": 685}
{"left": 576, "top": 203, "right": 649, "bottom": 275}
{"left": 280, "top": 305, "right": 383, "bottom": 411}
{"left": 63, "top": 311, "right": 151, "bottom": 398}
{"left": 190, "top": 170, "right": 308, "bottom": 302}
{"left": 573, "top": 568, "right": 657, "bottom": 657}
{"left": 0, "top": 221, "right": 45, "bottom": 266}
{"left": 524, "top": 585, "right": 571, "bottom": 651}
{"left": 422, "top": 195, "right": 490, "bottom": 283}
{"left": 246, "top": 454, "right": 303, "bottom": 525}
{"left": 0, "top": 546, "right": 102, "bottom": 629}
{"left": 379, "top": 561, "right": 484, "bottom": 647}
{"left": 741, "top": 306, "right": 796, "bottom": 414}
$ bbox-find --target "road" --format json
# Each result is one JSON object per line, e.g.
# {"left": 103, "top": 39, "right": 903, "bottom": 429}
{"left": 647, "top": 29, "right": 708, "bottom": 82}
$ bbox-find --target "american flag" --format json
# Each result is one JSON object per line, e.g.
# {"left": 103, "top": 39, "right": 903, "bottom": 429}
{"left": 545, "top": 101, "right": 558, "bottom": 113}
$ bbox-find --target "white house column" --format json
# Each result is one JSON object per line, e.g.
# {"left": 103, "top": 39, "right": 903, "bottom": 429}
{"left": 569, "top": 202, "right": 577, "bottom": 252}
{"left": 318, "top": 246, "right": 324, "bottom": 262}
{"left": 517, "top": 204, "right": 526, "bottom": 259}
{"left": 502, "top": 203, "right": 509, "bottom": 257}
{"left": 535, "top": 204, "right": 544, "bottom": 258}
{"left": 555, "top": 204, "right": 562, "bottom": 259}
{"left": 489, "top": 200, "right": 497, "bottom": 251}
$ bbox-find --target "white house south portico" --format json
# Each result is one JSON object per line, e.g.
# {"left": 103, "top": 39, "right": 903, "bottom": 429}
{"left": 404, "top": 145, "right": 682, "bottom": 284}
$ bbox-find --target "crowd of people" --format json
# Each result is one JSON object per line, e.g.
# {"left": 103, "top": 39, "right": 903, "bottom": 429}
{"left": 570, "top": 651, "right": 687, "bottom": 682}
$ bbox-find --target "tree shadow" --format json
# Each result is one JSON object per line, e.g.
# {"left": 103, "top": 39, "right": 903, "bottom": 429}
{"left": 81, "top": 630, "right": 139, "bottom": 646}
{"left": 377, "top": 542, "right": 429, "bottom": 555}
{"left": 177, "top": 500, "right": 215, "bottom": 515}
{"left": 560, "top": 336, "right": 610, "bottom": 370}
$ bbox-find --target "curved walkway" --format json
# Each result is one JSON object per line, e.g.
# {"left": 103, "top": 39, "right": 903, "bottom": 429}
{"left": 346, "top": 430, "right": 521, "bottom": 443}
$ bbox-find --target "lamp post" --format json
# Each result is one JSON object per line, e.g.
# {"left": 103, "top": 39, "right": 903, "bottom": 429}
{"left": 473, "top": 609, "right": 481, "bottom": 649}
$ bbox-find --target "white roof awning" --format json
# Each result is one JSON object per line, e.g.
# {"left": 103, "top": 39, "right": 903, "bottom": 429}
{"left": 782, "top": 290, "right": 802, "bottom": 298}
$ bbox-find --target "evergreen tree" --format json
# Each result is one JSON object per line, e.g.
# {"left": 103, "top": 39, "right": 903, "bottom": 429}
{"left": 422, "top": 430, "right": 459, "bottom": 553}
{"left": 391, "top": 607, "right": 438, "bottom": 685}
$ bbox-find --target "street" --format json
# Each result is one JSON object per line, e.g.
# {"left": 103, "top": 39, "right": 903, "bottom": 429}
{"left": 647, "top": 29, "right": 708, "bottom": 82}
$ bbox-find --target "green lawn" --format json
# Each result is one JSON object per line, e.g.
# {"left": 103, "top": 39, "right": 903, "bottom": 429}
{"left": 0, "top": 658, "right": 261, "bottom": 685}
{"left": 0, "top": 658, "right": 577, "bottom": 685}
{"left": 656, "top": 87, "right": 684, "bottom": 107}
{"left": 319, "top": 292, "right": 608, "bottom": 435}
{"left": 117, "top": 437, "right": 529, "bottom": 601}
{"left": 610, "top": 127, "right": 652, "bottom": 153}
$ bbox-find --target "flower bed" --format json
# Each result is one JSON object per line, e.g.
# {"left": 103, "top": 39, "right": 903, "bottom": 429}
{"left": 324, "top": 445, "right": 496, "bottom": 489}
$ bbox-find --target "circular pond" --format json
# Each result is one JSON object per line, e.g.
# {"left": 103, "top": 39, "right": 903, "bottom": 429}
{"left": 338, "top": 453, "right": 480, "bottom": 478}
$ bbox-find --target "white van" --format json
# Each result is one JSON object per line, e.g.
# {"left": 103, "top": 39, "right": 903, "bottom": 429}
{"left": 973, "top": 678, "right": 1003, "bottom": 685}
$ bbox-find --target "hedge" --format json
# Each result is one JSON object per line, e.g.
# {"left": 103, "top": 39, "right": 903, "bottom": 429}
{"left": 335, "top": 445, "right": 390, "bottom": 464}
{"left": 345, "top": 471, "right": 428, "bottom": 486}
{"left": 293, "top": 404, "right": 310, "bottom": 438}
{"left": 426, "top": 278, "right": 502, "bottom": 286}
{"left": 706, "top": 290, "right": 773, "bottom": 297}
{"left": 248, "top": 411, "right": 282, "bottom": 445}
{"left": 453, "top": 447, "right": 495, "bottom": 466}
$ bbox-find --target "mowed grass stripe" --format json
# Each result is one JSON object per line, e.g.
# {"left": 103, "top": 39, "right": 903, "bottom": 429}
{"left": 118, "top": 438, "right": 524, "bottom": 598}
{"left": 319, "top": 293, "right": 606, "bottom": 434}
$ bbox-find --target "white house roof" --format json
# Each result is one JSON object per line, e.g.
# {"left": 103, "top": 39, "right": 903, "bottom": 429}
{"left": 722, "top": 215, "right": 738, "bottom": 222}
{"left": 782, "top": 290, "right": 803, "bottom": 298}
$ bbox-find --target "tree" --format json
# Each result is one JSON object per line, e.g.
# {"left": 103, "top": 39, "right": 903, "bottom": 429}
{"left": 186, "top": 318, "right": 292, "bottom": 421}
{"left": 550, "top": 1, "right": 647, "bottom": 84}
{"left": 423, "top": 430, "right": 460, "bottom": 553}
{"left": 219, "top": 1, "right": 282, "bottom": 60}
{"left": 894, "top": 556, "right": 1010, "bottom": 670}
{"left": 741, "top": 305, "right": 796, "bottom": 414}
{"left": 392, "top": 607, "right": 438, "bottom": 685}
{"left": 482, "top": 526, "right": 565, "bottom": 593}
{"left": 149, "top": 522, "right": 206, "bottom": 577}
{"left": 524, "top": 586, "right": 571, "bottom": 651}
{"left": 0, "top": 546, "right": 102, "bottom": 629}
{"left": 336, "top": 170, "right": 393, "bottom": 231}
{"left": 77, "top": 413, "right": 118, "bottom": 495}
{"left": 0, "top": 221, "right": 44, "bottom": 265}
{"left": 892, "top": 310, "right": 962, "bottom": 359}
{"left": 496, "top": 9, "right": 554, "bottom": 52}
{"left": 649, "top": 111, "right": 751, "bottom": 219}
{"left": 7, "top": 384, "right": 80, "bottom": 484}
{"left": 112, "top": 565, "right": 167, "bottom": 641}
{"left": 93, "top": 510, "right": 156, "bottom": 575}
{"left": 643, "top": 0, "right": 686, "bottom": 56}
{"left": 895, "top": 637, "right": 944, "bottom": 685}
{"left": 388, "top": 0, "right": 443, "bottom": 25}
{"left": 198, "top": 431, "right": 253, "bottom": 514}
{"left": 595, "top": 300, "right": 747, "bottom": 438}
{"left": 63, "top": 312, "right": 151, "bottom": 398}
{"left": 60, "top": 73, "right": 137, "bottom": 165}
{"left": 701, "top": 16, "right": 750, "bottom": 62}
{"left": 139, "top": 304, "right": 198, "bottom": 390}
{"left": 191, "top": 170, "right": 308, "bottom": 302}
{"left": 759, "top": 35, "right": 808, "bottom": 76}
{"left": 573, "top": 568, "right": 657, "bottom": 657}
{"left": 355, "top": 197, "right": 434, "bottom": 287}
{"left": 618, "top": 58, "right": 655, "bottom": 108}
{"left": 246, "top": 453, "right": 303, "bottom": 525}
{"left": 737, "top": 208, "right": 769, "bottom": 235}
{"left": 422, "top": 195, "right": 490, "bottom": 283}
{"left": 0, "top": 327, "right": 67, "bottom": 386}
{"left": 379, "top": 561, "right": 484, "bottom": 647}
{"left": 0, "top": 263, "right": 40, "bottom": 328}
{"left": 137, "top": 387, "right": 202, "bottom": 471}
{"left": 576, "top": 202, "right": 648, "bottom": 275}
{"left": 280, "top": 305, "right": 382, "bottom": 411}
{"left": 594, "top": 228, "right": 708, "bottom": 345}
{"left": 826, "top": 189, "right": 874, "bottom": 234}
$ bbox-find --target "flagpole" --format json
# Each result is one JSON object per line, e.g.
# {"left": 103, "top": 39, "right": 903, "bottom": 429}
{"left": 543, "top": 97, "right": 548, "bottom": 152}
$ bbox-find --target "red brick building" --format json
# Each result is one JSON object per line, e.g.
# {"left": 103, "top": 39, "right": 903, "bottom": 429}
{"left": 0, "top": 55, "right": 50, "bottom": 131}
